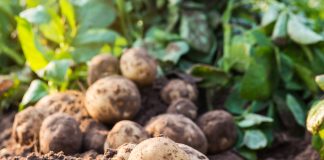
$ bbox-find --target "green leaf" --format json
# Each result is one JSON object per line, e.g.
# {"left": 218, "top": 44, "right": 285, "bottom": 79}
{"left": 162, "top": 41, "right": 189, "bottom": 63}
{"left": 39, "top": 9, "right": 65, "bottom": 43}
{"left": 73, "top": 29, "right": 119, "bottom": 45}
{"left": 271, "top": 11, "right": 288, "bottom": 43}
{"left": 238, "top": 113, "right": 273, "bottom": 128}
{"left": 20, "top": 80, "right": 49, "bottom": 107}
{"left": 294, "top": 63, "right": 317, "bottom": 93}
{"left": 39, "top": 59, "right": 71, "bottom": 85}
{"left": 240, "top": 46, "right": 275, "bottom": 100}
{"left": 261, "top": 4, "right": 280, "bottom": 26}
{"left": 243, "top": 129, "right": 267, "bottom": 150}
{"left": 19, "top": 5, "right": 50, "bottom": 24}
{"left": 16, "top": 17, "right": 48, "bottom": 71}
{"left": 287, "top": 15, "right": 323, "bottom": 44}
{"left": 307, "top": 100, "right": 324, "bottom": 134}
{"left": 71, "top": 46, "right": 101, "bottom": 63}
{"left": 286, "top": 94, "right": 305, "bottom": 127}
{"left": 225, "top": 83, "right": 246, "bottom": 114}
{"left": 315, "top": 75, "right": 324, "bottom": 91}
{"left": 238, "top": 148, "right": 257, "bottom": 160}
{"left": 59, "top": 0, "right": 77, "bottom": 36}
{"left": 189, "top": 64, "right": 229, "bottom": 88}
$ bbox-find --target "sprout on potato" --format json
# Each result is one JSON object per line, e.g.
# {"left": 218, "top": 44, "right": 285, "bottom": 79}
{"left": 120, "top": 47, "right": 157, "bottom": 86}
{"left": 39, "top": 113, "right": 82, "bottom": 155}
{"left": 105, "top": 120, "right": 149, "bottom": 149}
{"left": 161, "top": 79, "right": 198, "bottom": 104}
{"left": 35, "top": 90, "right": 89, "bottom": 121}
{"left": 128, "top": 137, "right": 189, "bottom": 160}
{"left": 167, "top": 98, "right": 198, "bottom": 119}
{"left": 80, "top": 119, "right": 108, "bottom": 153}
{"left": 87, "top": 54, "right": 120, "bottom": 85}
{"left": 12, "top": 107, "right": 44, "bottom": 145}
{"left": 197, "top": 110, "right": 237, "bottom": 153}
{"left": 145, "top": 114, "right": 208, "bottom": 153}
{"left": 85, "top": 76, "right": 141, "bottom": 124}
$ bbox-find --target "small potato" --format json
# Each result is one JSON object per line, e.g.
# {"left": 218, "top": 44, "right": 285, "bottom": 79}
{"left": 167, "top": 98, "right": 198, "bottom": 119}
{"left": 39, "top": 113, "right": 82, "bottom": 155}
{"left": 197, "top": 110, "right": 237, "bottom": 153}
{"left": 12, "top": 107, "right": 44, "bottom": 145}
{"left": 87, "top": 54, "right": 120, "bottom": 85}
{"left": 208, "top": 151, "right": 243, "bottom": 160}
{"left": 120, "top": 47, "right": 157, "bottom": 86}
{"left": 80, "top": 119, "right": 108, "bottom": 153}
{"left": 111, "top": 143, "right": 137, "bottom": 160}
{"left": 145, "top": 114, "right": 208, "bottom": 153}
{"left": 105, "top": 120, "right": 149, "bottom": 149}
{"left": 161, "top": 79, "right": 198, "bottom": 104}
{"left": 128, "top": 137, "right": 189, "bottom": 160}
{"left": 35, "top": 90, "right": 89, "bottom": 121}
{"left": 178, "top": 143, "right": 209, "bottom": 160}
{"left": 85, "top": 76, "right": 141, "bottom": 124}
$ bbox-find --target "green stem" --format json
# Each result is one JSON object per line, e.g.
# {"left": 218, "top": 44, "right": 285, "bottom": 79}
{"left": 116, "top": 0, "right": 133, "bottom": 44}
{"left": 222, "top": 0, "right": 234, "bottom": 72}
{"left": 0, "top": 44, "right": 24, "bottom": 65}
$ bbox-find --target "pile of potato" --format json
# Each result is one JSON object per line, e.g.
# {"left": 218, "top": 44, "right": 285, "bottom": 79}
{"left": 12, "top": 48, "right": 240, "bottom": 159}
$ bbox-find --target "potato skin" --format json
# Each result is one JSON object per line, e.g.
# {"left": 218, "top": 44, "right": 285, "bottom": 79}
{"left": 80, "top": 119, "right": 108, "bottom": 153}
{"left": 39, "top": 113, "right": 82, "bottom": 155}
{"left": 35, "top": 90, "right": 89, "bottom": 121}
{"left": 177, "top": 143, "right": 209, "bottom": 160}
{"left": 145, "top": 114, "right": 208, "bottom": 153}
{"left": 111, "top": 143, "right": 137, "bottom": 160}
{"left": 87, "top": 54, "right": 120, "bottom": 85}
{"left": 12, "top": 107, "right": 44, "bottom": 145}
{"left": 128, "top": 137, "right": 189, "bottom": 160}
{"left": 167, "top": 98, "right": 197, "bottom": 119}
{"left": 197, "top": 110, "right": 237, "bottom": 154}
{"left": 105, "top": 120, "right": 149, "bottom": 149}
{"left": 161, "top": 79, "right": 198, "bottom": 104}
{"left": 85, "top": 76, "right": 141, "bottom": 124}
{"left": 120, "top": 47, "right": 157, "bottom": 86}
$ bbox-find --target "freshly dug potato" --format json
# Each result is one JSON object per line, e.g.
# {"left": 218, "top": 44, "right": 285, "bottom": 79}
{"left": 208, "top": 151, "right": 243, "bottom": 160}
{"left": 39, "top": 113, "right": 82, "bottom": 154}
{"left": 105, "top": 120, "right": 149, "bottom": 149}
{"left": 145, "top": 114, "right": 208, "bottom": 153}
{"left": 110, "top": 143, "right": 137, "bottom": 160}
{"left": 35, "top": 90, "right": 89, "bottom": 121}
{"left": 197, "top": 110, "right": 237, "bottom": 153}
{"left": 12, "top": 107, "right": 44, "bottom": 145}
{"left": 85, "top": 76, "right": 141, "bottom": 124}
{"left": 167, "top": 98, "right": 198, "bottom": 119}
{"left": 87, "top": 54, "right": 120, "bottom": 85}
{"left": 120, "top": 47, "right": 157, "bottom": 86}
{"left": 80, "top": 119, "right": 108, "bottom": 153}
{"left": 178, "top": 143, "right": 209, "bottom": 160}
{"left": 128, "top": 137, "right": 189, "bottom": 160}
{"left": 161, "top": 79, "right": 198, "bottom": 104}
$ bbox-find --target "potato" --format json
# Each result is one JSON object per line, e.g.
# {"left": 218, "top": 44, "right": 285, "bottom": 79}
{"left": 128, "top": 137, "right": 189, "bottom": 160}
{"left": 120, "top": 47, "right": 157, "bottom": 86}
{"left": 110, "top": 143, "right": 137, "bottom": 160}
{"left": 85, "top": 76, "right": 141, "bottom": 124}
{"left": 12, "top": 107, "right": 44, "bottom": 145}
{"left": 178, "top": 143, "right": 209, "bottom": 160}
{"left": 105, "top": 120, "right": 149, "bottom": 149}
{"left": 145, "top": 114, "right": 208, "bottom": 153}
{"left": 167, "top": 98, "right": 197, "bottom": 119}
{"left": 80, "top": 119, "right": 108, "bottom": 153}
{"left": 208, "top": 151, "right": 243, "bottom": 160}
{"left": 35, "top": 90, "right": 89, "bottom": 121}
{"left": 39, "top": 113, "right": 82, "bottom": 154}
{"left": 161, "top": 79, "right": 198, "bottom": 104}
{"left": 87, "top": 54, "right": 120, "bottom": 85}
{"left": 197, "top": 110, "right": 237, "bottom": 153}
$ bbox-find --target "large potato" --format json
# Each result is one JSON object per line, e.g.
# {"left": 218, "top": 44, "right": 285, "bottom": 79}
{"left": 120, "top": 47, "right": 157, "bottom": 86}
{"left": 145, "top": 114, "right": 208, "bottom": 153}
{"left": 35, "top": 90, "right": 89, "bottom": 121}
{"left": 39, "top": 113, "right": 82, "bottom": 154}
{"left": 87, "top": 54, "right": 120, "bottom": 85}
{"left": 128, "top": 137, "right": 189, "bottom": 160}
{"left": 105, "top": 120, "right": 149, "bottom": 149}
{"left": 12, "top": 107, "right": 44, "bottom": 145}
{"left": 161, "top": 79, "right": 198, "bottom": 104}
{"left": 178, "top": 143, "right": 209, "bottom": 160}
{"left": 197, "top": 110, "right": 237, "bottom": 153}
{"left": 85, "top": 76, "right": 141, "bottom": 124}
